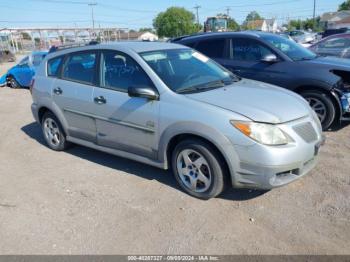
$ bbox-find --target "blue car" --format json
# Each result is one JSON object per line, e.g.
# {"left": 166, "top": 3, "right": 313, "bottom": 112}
{"left": 0, "top": 51, "right": 47, "bottom": 88}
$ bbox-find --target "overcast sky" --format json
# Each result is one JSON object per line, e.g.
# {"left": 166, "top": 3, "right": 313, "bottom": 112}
{"left": 0, "top": 0, "right": 346, "bottom": 29}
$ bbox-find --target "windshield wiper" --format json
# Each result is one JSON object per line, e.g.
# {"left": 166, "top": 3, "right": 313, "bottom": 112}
{"left": 177, "top": 80, "right": 226, "bottom": 94}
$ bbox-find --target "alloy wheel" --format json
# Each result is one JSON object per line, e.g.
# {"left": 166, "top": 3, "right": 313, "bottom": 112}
{"left": 176, "top": 149, "right": 212, "bottom": 193}
{"left": 306, "top": 97, "right": 327, "bottom": 123}
{"left": 43, "top": 118, "right": 61, "bottom": 147}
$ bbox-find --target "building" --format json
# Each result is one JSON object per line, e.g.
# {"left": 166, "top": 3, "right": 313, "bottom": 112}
{"left": 118, "top": 31, "right": 158, "bottom": 41}
{"left": 320, "top": 10, "right": 350, "bottom": 29}
{"left": 246, "top": 19, "right": 278, "bottom": 33}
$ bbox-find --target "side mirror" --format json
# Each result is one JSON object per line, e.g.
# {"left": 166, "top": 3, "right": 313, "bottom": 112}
{"left": 128, "top": 85, "right": 159, "bottom": 100}
{"left": 261, "top": 54, "right": 278, "bottom": 63}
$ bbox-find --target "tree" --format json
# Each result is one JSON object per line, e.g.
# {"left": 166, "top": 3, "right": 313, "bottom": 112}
{"left": 153, "top": 7, "right": 198, "bottom": 37}
{"left": 287, "top": 16, "right": 323, "bottom": 32}
{"left": 242, "top": 11, "right": 263, "bottom": 29}
{"left": 245, "top": 11, "right": 263, "bottom": 23}
{"left": 216, "top": 13, "right": 240, "bottom": 31}
{"left": 338, "top": 0, "right": 350, "bottom": 11}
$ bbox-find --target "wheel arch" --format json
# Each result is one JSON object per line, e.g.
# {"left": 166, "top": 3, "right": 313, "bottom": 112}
{"left": 294, "top": 85, "right": 342, "bottom": 122}
{"left": 158, "top": 122, "right": 238, "bottom": 185}
{"left": 36, "top": 103, "right": 69, "bottom": 135}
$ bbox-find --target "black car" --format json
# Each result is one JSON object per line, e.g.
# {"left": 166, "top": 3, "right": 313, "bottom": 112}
{"left": 172, "top": 32, "right": 350, "bottom": 130}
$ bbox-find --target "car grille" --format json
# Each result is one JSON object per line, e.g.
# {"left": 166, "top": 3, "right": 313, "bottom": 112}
{"left": 293, "top": 122, "right": 318, "bottom": 143}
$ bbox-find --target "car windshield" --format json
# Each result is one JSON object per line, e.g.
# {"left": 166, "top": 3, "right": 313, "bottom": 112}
{"left": 140, "top": 49, "right": 239, "bottom": 93}
{"left": 262, "top": 34, "right": 317, "bottom": 61}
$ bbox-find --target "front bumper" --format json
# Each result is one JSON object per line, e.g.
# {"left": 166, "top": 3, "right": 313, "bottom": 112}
{"left": 228, "top": 116, "right": 324, "bottom": 190}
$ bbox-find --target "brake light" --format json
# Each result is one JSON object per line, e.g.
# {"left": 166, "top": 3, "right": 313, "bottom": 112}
{"left": 30, "top": 79, "right": 35, "bottom": 94}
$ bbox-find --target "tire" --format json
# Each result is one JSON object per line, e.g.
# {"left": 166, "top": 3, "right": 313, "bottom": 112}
{"left": 171, "top": 139, "right": 227, "bottom": 199}
{"left": 7, "top": 75, "right": 21, "bottom": 89}
{"left": 300, "top": 90, "right": 336, "bottom": 130}
{"left": 41, "top": 112, "right": 70, "bottom": 151}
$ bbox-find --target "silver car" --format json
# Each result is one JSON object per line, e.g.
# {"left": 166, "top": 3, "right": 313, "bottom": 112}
{"left": 31, "top": 42, "right": 324, "bottom": 199}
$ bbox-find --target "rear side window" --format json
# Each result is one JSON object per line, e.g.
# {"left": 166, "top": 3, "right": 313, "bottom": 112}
{"left": 196, "top": 38, "right": 226, "bottom": 58}
{"left": 62, "top": 51, "right": 97, "bottom": 85}
{"left": 47, "top": 56, "right": 63, "bottom": 77}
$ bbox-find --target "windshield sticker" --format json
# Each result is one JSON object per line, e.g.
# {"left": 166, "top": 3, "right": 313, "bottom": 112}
{"left": 142, "top": 53, "right": 167, "bottom": 61}
{"left": 192, "top": 52, "right": 209, "bottom": 63}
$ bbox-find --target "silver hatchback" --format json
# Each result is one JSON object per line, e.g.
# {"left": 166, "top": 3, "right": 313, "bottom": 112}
{"left": 31, "top": 42, "right": 324, "bottom": 199}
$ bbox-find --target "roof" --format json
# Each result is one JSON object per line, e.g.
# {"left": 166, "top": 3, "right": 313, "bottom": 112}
{"left": 246, "top": 20, "right": 265, "bottom": 29}
{"left": 31, "top": 51, "right": 48, "bottom": 55}
{"left": 335, "top": 16, "right": 350, "bottom": 24}
{"left": 100, "top": 41, "right": 185, "bottom": 52}
{"left": 174, "top": 31, "right": 272, "bottom": 42}
{"left": 46, "top": 41, "right": 187, "bottom": 58}
{"left": 321, "top": 11, "right": 350, "bottom": 22}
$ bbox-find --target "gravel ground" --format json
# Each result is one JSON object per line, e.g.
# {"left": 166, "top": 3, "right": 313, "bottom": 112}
{"left": 0, "top": 61, "right": 349, "bottom": 255}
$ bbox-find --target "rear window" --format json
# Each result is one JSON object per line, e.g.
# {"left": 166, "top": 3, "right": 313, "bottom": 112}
{"left": 47, "top": 56, "right": 63, "bottom": 77}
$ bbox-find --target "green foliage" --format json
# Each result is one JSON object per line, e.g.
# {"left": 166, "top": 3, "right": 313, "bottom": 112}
{"left": 245, "top": 11, "right": 263, "bottom": 23}
{"left": 153, "top": 7, "right": 198, "bottom": 37}
{"left": 242, "top": 11, "right": 264, "bottom": 30}
{"left": 338, "top": 0, "right": 350, "bottom": 11}
{"left": 288, "top": 17, "right": 323, "bottom": 32}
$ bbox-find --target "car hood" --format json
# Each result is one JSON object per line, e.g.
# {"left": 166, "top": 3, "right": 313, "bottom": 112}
{"left": 186, "top": 79, "right": 310, "bottom": 124}
{"left": 302, "top": 56, "right": 350, "bottom": 70}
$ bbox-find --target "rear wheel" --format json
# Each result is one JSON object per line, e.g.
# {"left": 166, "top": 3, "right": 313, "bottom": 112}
{"left": 301, "top": 90, "right": 336, "bottom": 130}
{"left": 41, "top": 112, "right": 70, "bottom": 151}
{"left": 171, "top": 139, "right": 227, "bottom": 199}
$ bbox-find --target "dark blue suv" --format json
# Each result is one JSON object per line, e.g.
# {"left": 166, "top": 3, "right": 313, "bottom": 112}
{"left": 172, "top": 32, "right": 350, "bottom": 130}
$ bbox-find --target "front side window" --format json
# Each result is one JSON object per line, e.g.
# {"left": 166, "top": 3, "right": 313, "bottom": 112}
{"left": 196, "top": 38, "right": 226, "bottom": 58}
{"left": 261, "top": 34, "right": 317, "bottom": 61}
{"left": 100, "top": 50, "right": 153, "bottom": 92}
{"left": 47, "top": 56, "right": 63, "bottom": 77}
{"left": 140, "top": 49, "right": 238, "bottom": 93}
{"left": 231, "top": 38, "right": 273, "bottom": 61}
{"left": 62, "top": 51, "right": 97, "bottom": 85}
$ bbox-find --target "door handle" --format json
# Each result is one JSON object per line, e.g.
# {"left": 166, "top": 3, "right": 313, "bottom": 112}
{"left": 94, "top": 96, "right": 107, "bottom": 104}
{"left": 53, "top": 87, "right": 62, "bottom": 95}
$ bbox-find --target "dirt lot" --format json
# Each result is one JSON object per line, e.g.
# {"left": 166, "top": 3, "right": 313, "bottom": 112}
{"left": 0, "top": 61, "right": 349, "bottom": 255}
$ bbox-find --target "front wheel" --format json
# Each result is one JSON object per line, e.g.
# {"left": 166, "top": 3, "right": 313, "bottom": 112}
{"left": 7, "top": 75, "right": 21, "bottom": 89}
{"left": 171, "top": 139, "right": 227, "bottom": 199}
{"left": 300, "top": 91, "right": 336, "bottom": 130}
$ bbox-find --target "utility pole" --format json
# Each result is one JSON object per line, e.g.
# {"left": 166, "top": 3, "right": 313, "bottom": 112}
{"left": 225, "top": 6, "right": 231, "bottom": 17}
{"left": 313, "top": 0, "right": 316, "bottom": 30}
{"left": 194, "top": 5, "right": 201, "bottom": 25}
{"left": 88, "top": 2, "right": 97, "bottom": 37}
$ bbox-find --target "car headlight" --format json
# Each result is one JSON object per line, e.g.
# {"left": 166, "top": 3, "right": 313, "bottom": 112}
{"left": 230, "top": 121, "right": 292, "bottom": 145}
{"left": 310, "top": 109, "right": 323, "bottom": 132}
